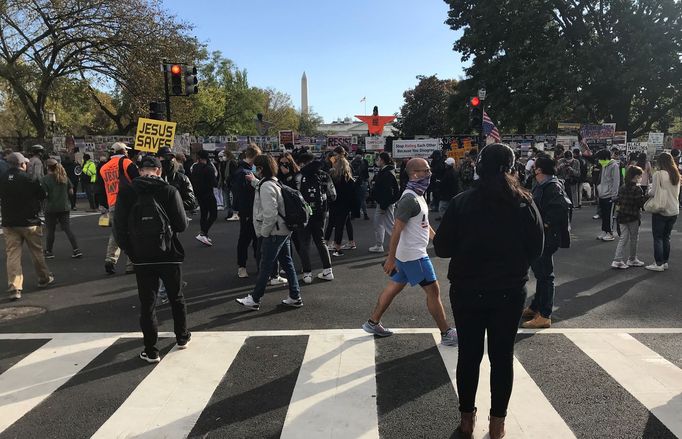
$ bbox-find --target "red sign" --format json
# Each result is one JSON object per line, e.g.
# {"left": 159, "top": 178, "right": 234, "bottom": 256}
{"left": 355, "top": 115, "right": 396, "bottom": 136}
{"left": 672, "top": 137, "right": 682, "bottom": 150}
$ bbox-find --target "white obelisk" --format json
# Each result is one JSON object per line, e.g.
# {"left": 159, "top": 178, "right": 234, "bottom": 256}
{"left": 301, "top": 72, "right": 309, "bottom": 114}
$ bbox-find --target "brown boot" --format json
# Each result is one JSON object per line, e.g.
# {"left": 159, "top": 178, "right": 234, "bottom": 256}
{"left": 521, "top": 307, "right": 537, "bottom": 319}
{"left": 521, "top": 315, "right": 551, "bottom": 329}
{"left": 457, "top": 409, "right": 476, "bottom": 438}
{"left": 489, "top": 415, "right": 506, "bottom": 439}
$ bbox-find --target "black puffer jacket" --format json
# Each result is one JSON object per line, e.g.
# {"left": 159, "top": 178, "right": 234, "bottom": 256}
{"left": 372, "top": 165, "right": 400, "bottom": 210}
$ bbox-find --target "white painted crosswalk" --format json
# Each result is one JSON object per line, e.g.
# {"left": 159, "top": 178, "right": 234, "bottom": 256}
{"left": 0, "top": 328, "right": 680, "bottom": 438}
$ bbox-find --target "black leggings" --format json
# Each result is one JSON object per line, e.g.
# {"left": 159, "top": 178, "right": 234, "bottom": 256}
{"left": 198, "top": 195, "right": 217, "bottom": 236}
{"left": 237, "top": 214, "right": 257, "bottom": 267}
{"left": 450, "top": 286, "right": 526, "bottom": 418}
{"left": 325, "top": 208, "right": 353, "bottom": 245}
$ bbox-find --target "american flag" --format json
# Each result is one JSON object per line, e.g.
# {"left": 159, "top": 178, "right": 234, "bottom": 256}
{"left": 483, "top": 111, "right": 501, "bottom": 142}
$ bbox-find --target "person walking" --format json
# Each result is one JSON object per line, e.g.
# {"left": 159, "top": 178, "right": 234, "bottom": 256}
{"left": 100, "top": 142, "right": 138, "bottom": 275}
{"left": 521, "top": 156, "right": 571, "bottom": 329}
{"left": 573, "top": 148, "right": 587, "bottom": 208}
{"left": 190, "top": 150, "right": 218, "bottom": 246}
{"left": 235, "top": 154, "right": 303, "bottom": 310}
{"left": 362, "top": 157, "right": 457, "bottom": 346}
{"left": 645, "top": 152, "right": 681, "bottom": 272}
{"left": 296, "top": 152, "right": 335, "bottom": 284}
{"left": 438, "top": 157, "right": 460, "bottom": 220}
{"left": 81, "top": 154, "right": 98, "bottom": 211}
{"left": 232, "top": 145, "right": 262, "bottom": 278}
{"left": 0, "top": 153, "right": 55, "bottom": 300}
{"left": 27, "top": 145, "right": 45, "bottom": 182}
{"left": 114, "top": 156, "right": 191, "bottom": 363}
{"left": 369, "top": 152, "right": 400, "bottom": 253}
{"left": 351, "top": 150, "right": 370, "bottom": 220}
{"left": 558, "top": 150, "right": 581, "bottom": 207}
{"left": 596, "top": 149, "right": 620, "bottom": 241}
{"left": 327, "top": 157, "right": 356, "bottom": 257}
{"left": 434, "top": 144, "right": 544, "bottom": 438}
{"left": 611, "top": 166, "right": 646, "bottom": 269}
{"left": 41, "top": 159, "right": 82, "bottom": 259}
{"left": 219, "top": 150, "right": 239, "bottom": 220}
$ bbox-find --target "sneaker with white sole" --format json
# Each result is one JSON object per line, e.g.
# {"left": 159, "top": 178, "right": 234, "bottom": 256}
{"left": 8, "top": 289, "right": 21, "bottom": 300}
{"left": 593, "top": 214, "right": 601, "bottom": 220}
{"left": 368, "top": 245, "right": 385, "bottom": 253}
{"left": 317, "top": 269, "right": 334, "bottom": 281}
{"left": 663, "top": 263, "right": 669, "bottom": 270}
{"left": 331, "top": 250, "right": 344, "bottom": 257}
{"left": 611, "top": 261, "right": 629, "bottom": 269}
{"left": 177, "top": 332, "right": 191, "bottom": 349}
{"left": 238, "top": 267, "right": 248, "bottom": 278}
{"left": 303, "top": 272, "right": 313, "bottom": 284}
{"left": 341, "top": 242, "right": 357, "bottom": 250}
{"left": 270, "top": 276, "right": 288, "bottom": 285}
{"left": 38, "top": 275, "right": 55, "bottom": 288}
{"left": 236, "top": 294, "right": 260, "bottom": 310}
{"left": 196, "top": 234, "right": 213, "bottom": 246}
{"left": 441, "top": 328, "right": 458, "bottom": 346}
{"left": 139, "top": 351, "right": 161, "bottom": 363}
{"left": 601, "top": 233, "right": 615, "bottom": 241}
{"left": 362, "top": 320, "right": 393, "bottom": 337}
{"left": 281, "top": 296, "right": 303, "bottom": 308}
{"left": 626, "top": 258, "right": 646, "bottom": 267}
{"left": 645, "top": 263, "right": 665, "bottom": 272}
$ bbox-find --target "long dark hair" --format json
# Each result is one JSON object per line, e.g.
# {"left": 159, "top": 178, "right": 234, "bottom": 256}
{"left": 478, "top": 172, "right": 533, "bottom": 207}
{"left": 658, "top": 152, "right": 681, "bottom": 186}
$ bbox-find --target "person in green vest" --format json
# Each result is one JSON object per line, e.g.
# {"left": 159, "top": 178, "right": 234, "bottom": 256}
{"left": 82, "top": 154, "right": 98, "bottom": 211}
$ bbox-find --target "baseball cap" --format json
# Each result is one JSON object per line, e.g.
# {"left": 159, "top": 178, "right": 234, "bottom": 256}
{"left": 140, "top": 155, "right": 162, "bottom": 169}
{"left": 7, "top": 152, "right": 29, "bottom": 167}
{"left": 111, "top": 142, "right": 131, "bottom": 153}
{"left": 445, "top": 157, "right": 456, "bottom": 166}
{"left": 156, "top": 146, "right": 173, "bottom": 157}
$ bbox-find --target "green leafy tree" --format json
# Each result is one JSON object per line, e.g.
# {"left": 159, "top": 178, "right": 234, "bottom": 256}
{"left": 298, "top": 110, "right": 323, "bottom": 136}
{"left": 394, "top": 75, "right": 457, "bottom": 137}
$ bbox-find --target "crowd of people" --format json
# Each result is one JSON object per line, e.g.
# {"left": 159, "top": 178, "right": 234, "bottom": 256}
{"left": 1, "top": 138, "right": 681, "bottom": 439}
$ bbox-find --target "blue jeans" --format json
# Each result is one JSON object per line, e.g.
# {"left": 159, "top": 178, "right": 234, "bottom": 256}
{"left": 252, "top": 235, "right": 301, "bottom": 303}
{"left": 529, "top": 246, "right": 557, "bottom": 318}
{"left": 652, "top": 214, "right": 677, "bottom": 265}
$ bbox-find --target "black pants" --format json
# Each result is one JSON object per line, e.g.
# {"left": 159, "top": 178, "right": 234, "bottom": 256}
{"left": 84, "top": 182, "right": 97, "bottom": 209}
{"left": 325, "top": 208, "right": 353, "bottom": 244}
{"left": 44, "top": 211, "right": 78, "bottom": 252}
{"left": 599, "top": 198, "right": 614, "bottom": 233}
{"left": 198, "top": 195, "right": 217, "bottom": 236}
{"left": 135, "top": 263, "right": 189, "bottom": 355}
{"left": 298, "top": 215, "right": 332, "bottom": 272}
{"left": 450, "top": 286, "right": 527, "bottom": 418}
{"left": 237, "top": 213, "right": 258, "bottom": 267}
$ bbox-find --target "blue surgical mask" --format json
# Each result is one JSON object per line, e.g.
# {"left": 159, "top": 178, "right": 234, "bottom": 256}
{"left": 251, "top": 165, "right": 257, "bottom": 173}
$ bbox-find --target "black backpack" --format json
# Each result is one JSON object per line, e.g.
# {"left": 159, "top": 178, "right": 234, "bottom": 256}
{"left": 299, "top": 172, "right": 326, "bottom": 216}
{"left": 127, "top": 191, "right": 173, "bottom": 260}
{"left": 542, "top": 180, "right": 573, "bottom": 249}
{"left": 259, "top": 179, "right": 311, "bottom": 230}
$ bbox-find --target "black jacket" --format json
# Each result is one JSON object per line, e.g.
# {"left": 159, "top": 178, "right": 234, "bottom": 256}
{"left": 190, "top": 161, "right": 218, "bottom": 199}
{"left": 372, "top": 165, "right": 400, "bottom": 210}
{"left": 164, "top": 161, "right": 197, "bottom": 211}
{"left": 114, "top": 176, "right": 187, "bottom": 264}
{"left": 232, "top": 160, "right": 256, "bottom": 215}
{"left": 0, "top": 168, "right": 46, "bottom": 227}
{"left": 532, "top": 176, "right": 569, "bottom": 250}
{"left": 439, "top": 167, "right": 460, "bottom": 201}
{"left": 434, "top": 187, "right": 544, "bottom": 292}
{"left": 331, "top": 176, "right": 356, "bottom": 212}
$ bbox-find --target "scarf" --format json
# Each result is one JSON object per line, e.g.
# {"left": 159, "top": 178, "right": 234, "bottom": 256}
{"left": 406, "top": 176, "right": 431, "bottom": 196}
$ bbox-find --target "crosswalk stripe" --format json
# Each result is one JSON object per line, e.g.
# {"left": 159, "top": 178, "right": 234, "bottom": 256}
{"left": 435, "top": 334, "right": 577, "bottom": 438}
{"left": 280, "top": 333, "right": 379, "bottom": 439}
{"left": 567, "top": 332, "right": 682, "bottom": 437}
{"left": 91, "top": 333, "right": 246, "bottom": 439}
{"left": 0, "top": 334, "right": 119, "bottom": 434}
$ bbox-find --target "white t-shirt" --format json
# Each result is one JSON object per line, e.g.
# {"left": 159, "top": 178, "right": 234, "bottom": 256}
{"left": 395, "top": 189, "right": 430, "bottom": 262}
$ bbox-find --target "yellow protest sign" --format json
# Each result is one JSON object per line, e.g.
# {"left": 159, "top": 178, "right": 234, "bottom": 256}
{"left": 134, "top": 118, "right": 177, "bottom": 153}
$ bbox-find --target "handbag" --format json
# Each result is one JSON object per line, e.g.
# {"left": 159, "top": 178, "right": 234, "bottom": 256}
{"left": 98, "top": 212, "right": 111, "bottom": 227}
{"left": 644, "top": 173, "right": 666, "bottom": 214}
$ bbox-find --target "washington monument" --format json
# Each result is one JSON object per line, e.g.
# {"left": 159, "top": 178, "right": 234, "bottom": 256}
{"left": 301, "top": 72, "right": 309, "bottom": 114}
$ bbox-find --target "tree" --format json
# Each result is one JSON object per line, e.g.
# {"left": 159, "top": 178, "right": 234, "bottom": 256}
{"left": 394, "top": 75, "right": 457, "bottom": 137}
{"left": 298, "top": 110, "right": 323, "bottom": 136}
{"left": 257, "top": 88, "right": 299, "bottom": 134}
{"left": 444, "top": 0, "right": 682, "bottom": 137}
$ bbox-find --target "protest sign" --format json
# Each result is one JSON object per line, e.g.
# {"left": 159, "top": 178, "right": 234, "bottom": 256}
{"left": 278, "top": 130, "right": 294, "bottom": 146}
{"left": 648, "top": 132, "right": 664, "bottom": 151}
{"left": 627, "top": 142, "right": 648, "bottom": 155}
{"left": 393, "top": 139, "right": 441, "bottom": 158}
{"left": 327, "top": 135, "right": 352, "bottom": 150}
{"left": 365, "top": 136, "right": 385, "bottom": 151}
{"left": 134, "top": 118, "right": 177, "bottom": 153}
{"left": 672, "top": 137, "right": 682, "bottom": 150}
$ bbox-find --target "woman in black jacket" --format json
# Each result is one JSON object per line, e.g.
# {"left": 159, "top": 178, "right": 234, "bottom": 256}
{"left": 325, "top": 157, "right": 356, "bottom": 256}
{"left": 434, "top": 144, "right": 544, "bottom": 439}
{"left": 369, "top": 152, "right": 400, "bottom": 252}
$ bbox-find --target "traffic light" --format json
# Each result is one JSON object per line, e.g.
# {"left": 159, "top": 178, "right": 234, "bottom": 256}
{"left": 149, "top": 101, "right": 166, "bottom": 120}
{"left": 169, "top": 64, "right": 183, "bottom": 96}
{"left": 469, "top": 96, "right": 483, "bottom": 132}
{"left": 184, "top": 65, "right": 198, "bottom": 95}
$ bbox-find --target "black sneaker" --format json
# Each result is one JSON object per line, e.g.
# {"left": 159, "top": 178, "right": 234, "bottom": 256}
{"left": 139, "top": 351, "right": 161, "bottom": 363}
{"left": 44, "top": 251, "right": 54, "bottom": 259}
{"left": 72, "top": 249, "right": 83, "bottom": 258}
{"left": 177, "top": 332, "right": 192, "bottom": 349}
{"left": 105, "top": 261, "right": 116, "bottom": 275}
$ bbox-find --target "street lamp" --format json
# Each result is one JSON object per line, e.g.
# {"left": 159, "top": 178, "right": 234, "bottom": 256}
{"left": 46, "top": 110, "right": 56, "bottom": 134}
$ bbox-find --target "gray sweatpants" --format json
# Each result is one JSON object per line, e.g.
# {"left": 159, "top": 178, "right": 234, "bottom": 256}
{"left": 373, "top": 205, "right": 395, "bottom": 248}
{"left": 614, "top": 220, "right": 640, "bottom": 262}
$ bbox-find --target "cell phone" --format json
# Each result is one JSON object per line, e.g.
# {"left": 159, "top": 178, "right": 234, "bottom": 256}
{"left": 382, "top": 260, "right": 397, "bottom": 277}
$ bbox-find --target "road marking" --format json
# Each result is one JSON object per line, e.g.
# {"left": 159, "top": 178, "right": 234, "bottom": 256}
{"left": 0, "top": 333, "right": 118, "bottom": 434}
{"left": 91, "top": 333, "right": 246, "bottom": 439}
{"left": 567, "top": 332, "right": 682, "bottom": 437}
{"left": 281, "top": 333, "right": 379, "bottom": 439}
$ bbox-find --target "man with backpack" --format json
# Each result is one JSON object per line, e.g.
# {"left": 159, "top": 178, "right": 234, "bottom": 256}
{"left": 297, "top": 152, "right": 336, "bottom": 284}
{"left": 114, "top": 155, "right": 191, "bottom": 363}
{"left": 522, "top": 156, "right": 571, "bottom": 329}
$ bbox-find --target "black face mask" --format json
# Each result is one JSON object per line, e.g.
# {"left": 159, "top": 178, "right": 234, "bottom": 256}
{"left": 162, "top": 160, "right": 174, "bottom": 175}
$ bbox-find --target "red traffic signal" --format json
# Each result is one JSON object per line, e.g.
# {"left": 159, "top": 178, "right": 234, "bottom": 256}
{"left": 470, "top": 96, "right": 481, "bottom": 107}
{"left": 170, "top": 64, "right": 182, "bottom": 75}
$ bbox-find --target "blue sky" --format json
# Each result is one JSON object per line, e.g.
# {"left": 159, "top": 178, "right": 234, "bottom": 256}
{"left": 162, "top": 0, "right": 465, "bottom": 123}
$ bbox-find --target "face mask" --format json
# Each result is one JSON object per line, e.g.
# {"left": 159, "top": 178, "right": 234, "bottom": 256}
{"left": 251, "top": 165, "right": 257, "bottom": 173}
{"left": 406, "top": 175, "right": 431, "bottom": 195}
{"left": 162, "top": 160, "right": 174, "bottom": 174}
{"left": 599, "top": 159, "right": 611, "bottom": 168}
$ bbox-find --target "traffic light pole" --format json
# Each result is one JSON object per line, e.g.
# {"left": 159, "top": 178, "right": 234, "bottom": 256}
{"left": 162, "top": 59, "right": 171, "bottom": 121}
{"left": 480, "top": 101, "right": 486, "bottom": 150}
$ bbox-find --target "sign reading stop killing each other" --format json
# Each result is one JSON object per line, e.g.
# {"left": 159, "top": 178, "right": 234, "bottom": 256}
{"left": 393, "top": 139, "right": 441, "bottom": 158}
{"left": 134, "top": 118, "right": 177, "bottom": 153}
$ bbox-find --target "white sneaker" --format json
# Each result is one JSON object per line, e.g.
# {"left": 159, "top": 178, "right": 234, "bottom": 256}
{"left": 303, "top": 272, "right": 313, "bottom": 284}
{"left": 368, "top": 245, "right": 384, "bottom": 253}
{"left": 611, "top": 261, "right": 629, "bottom": 269}
{"left": 281, "top": 296, "right": 303, "bottom": 308}
{"left": 317, "top": 269, "right": 334, "bottom": 281}
{"left": 227, "top": 214, "right": 240, "bottom": 221}
{"left": 270, "top": 276, "right": 288, "bottom": 286}
{"left": 601, "top": 233, "right": 615, "bottom": 242}
{"left": 441, "top": 328, "right": 458, "bottom": 347}
{"left": 195, "top": 234, "right": 213, "bottom": 246}
{"left": 596, "top": 231, "right": 606, "bottom": 240}
{"left": 626, "top": 258, "right": 646, "bottom": 267}
{"left": 237, "top": 267, "right": 248, "bottom": 278}
{"left": 645, "top": 263, "right": 665, "bottom": 272}
{"left": 593, "top": 214, "right": 601, "bottom": 220}
{"left": 341, "top": 242, "right": 357, "bottom": 250}
{"left": 663, "top": 263, "right": 669, "bottom": 270}
{"left": 235, "top": 294, "right": 260, "bottom": 310}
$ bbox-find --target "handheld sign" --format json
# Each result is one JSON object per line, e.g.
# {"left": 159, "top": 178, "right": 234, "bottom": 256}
{"left": 134, "top": 118, "right": 177, "bottom": 153}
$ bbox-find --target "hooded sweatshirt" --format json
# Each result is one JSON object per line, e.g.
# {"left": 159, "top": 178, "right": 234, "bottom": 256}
{"left": 114, "top": 176, "right": 188, "bottom": 264}
{"left": 598, "top": 159, "right": 620, "bottom": 199}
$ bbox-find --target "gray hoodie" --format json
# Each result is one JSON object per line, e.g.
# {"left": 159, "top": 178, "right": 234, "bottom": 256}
{"left": 598, "top": 159, "right": 620, "bottom": 200}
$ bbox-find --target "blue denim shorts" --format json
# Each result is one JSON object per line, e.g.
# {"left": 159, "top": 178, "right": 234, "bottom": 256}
{"left": 390, "top": 257, "right": 437, "bottom": 287}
